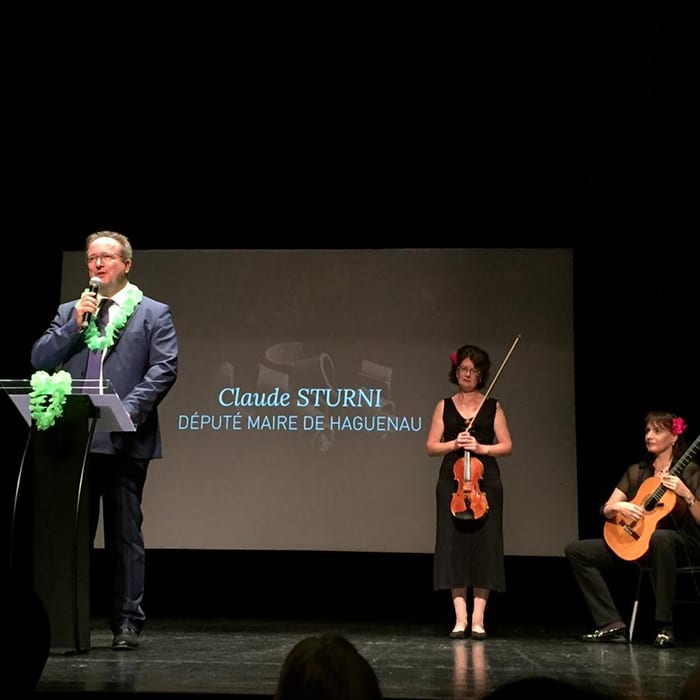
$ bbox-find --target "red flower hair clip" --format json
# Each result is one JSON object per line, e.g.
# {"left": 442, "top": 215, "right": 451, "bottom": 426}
{"left": 450, "top": 352, "right": 458, "bottom": 366}
{"left": 671, "top": 417, "right": 687, "bottom": 436}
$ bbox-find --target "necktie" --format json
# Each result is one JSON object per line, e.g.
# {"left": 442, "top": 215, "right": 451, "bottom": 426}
{"left": 85, "top": 299, "right": 113, "bottom": 380}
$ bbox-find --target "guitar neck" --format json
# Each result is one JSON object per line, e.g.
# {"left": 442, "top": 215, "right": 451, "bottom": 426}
{"left": 669, "top": 434, "right": 700, "bottom": 477}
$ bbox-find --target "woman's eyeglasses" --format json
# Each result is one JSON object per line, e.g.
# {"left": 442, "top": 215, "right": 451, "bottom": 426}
{"left": 456, "top": 366, "right": 480, "bottom": 376}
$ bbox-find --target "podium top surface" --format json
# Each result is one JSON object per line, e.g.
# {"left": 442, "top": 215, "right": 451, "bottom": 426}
{"left": 1, "top": 378, "right": 136, "bottom": 432}
{"left": 1, "top": 377, "right": 120, "bottom": 395}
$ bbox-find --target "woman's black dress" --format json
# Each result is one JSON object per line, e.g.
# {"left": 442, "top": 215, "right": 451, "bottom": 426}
{"left": 433, "top": 396, "right": 506, "bottom": 592}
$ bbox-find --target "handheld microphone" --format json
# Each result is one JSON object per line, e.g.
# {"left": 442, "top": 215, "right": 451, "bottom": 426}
{"left": 81, "top": 276, "right": 102, "bottom": 329}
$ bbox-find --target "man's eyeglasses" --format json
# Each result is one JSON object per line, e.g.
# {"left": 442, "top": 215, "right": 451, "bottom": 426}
{"left": 87, "top": 253, "right": 120, "bottom": 265}
{"left": 456, "top": 366, "right": 480, "bottom": 376}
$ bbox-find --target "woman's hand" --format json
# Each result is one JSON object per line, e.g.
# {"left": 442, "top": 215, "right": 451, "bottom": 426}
{"left": 617, "top": 501, "right": 646, "bottom": 522}
{"left": 660, "top": 473, "right": 694, "bottom": 502}
{"left": 456, "top": 431, "right": 485, "bottom": 454}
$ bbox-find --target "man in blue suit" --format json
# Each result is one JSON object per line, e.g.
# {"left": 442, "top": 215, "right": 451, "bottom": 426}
{"left": 31, "top": 230, "right": 179, "bottom": 650}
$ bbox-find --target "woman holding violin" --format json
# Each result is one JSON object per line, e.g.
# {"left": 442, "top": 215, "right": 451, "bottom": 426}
{"left": 425, "top": 344, "right": 513, "bottom": 640}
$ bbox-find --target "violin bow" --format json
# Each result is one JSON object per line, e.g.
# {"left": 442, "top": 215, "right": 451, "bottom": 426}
{"left": 464, "top": 333, "right": 522, "bottom": 433}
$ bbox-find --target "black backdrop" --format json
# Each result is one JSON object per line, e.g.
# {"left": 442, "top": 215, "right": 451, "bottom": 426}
{"left": 2, "top": 1, "right": 699, "bottom": 627}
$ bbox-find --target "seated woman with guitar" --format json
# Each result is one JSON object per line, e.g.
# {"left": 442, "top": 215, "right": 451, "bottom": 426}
{"left": 565, "top": 411, "right": 700, "bottom": 648}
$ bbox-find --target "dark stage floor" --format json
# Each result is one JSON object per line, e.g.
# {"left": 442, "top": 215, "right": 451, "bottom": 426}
{"left": 31, "top": 617, "right": 700, "bottom": 700}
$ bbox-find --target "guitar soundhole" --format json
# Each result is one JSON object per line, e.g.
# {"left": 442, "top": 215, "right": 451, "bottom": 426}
{"left": 643, "top": 497, "right": 659, "bottom": 512}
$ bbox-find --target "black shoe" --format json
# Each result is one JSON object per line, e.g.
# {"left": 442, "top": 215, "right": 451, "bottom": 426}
{"left": 653, "top": 627, "right": 675, "bottom": 648}
{"left": 580, "top": 623, "right": 627, "bottom": 643}
{"left": 112, "top": 627, "right": 140, "bottom": 650}
{"left": 471, "top": 628, "right": 488, "bottom": 641}
{"left": 449, "top": 628, "right": 467, "bottom": 639}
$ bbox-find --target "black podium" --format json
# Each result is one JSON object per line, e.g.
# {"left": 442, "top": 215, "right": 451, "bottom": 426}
{"left": 2, "top": 379, "right": 135, "bottom": 654}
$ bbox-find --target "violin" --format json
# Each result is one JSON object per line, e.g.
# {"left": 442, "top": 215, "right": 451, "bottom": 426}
{"left": 451, "top": 445, "right": 489, "bottom": 520}
{"left": 449, "top": 334, "right": 521, "bottom": 521}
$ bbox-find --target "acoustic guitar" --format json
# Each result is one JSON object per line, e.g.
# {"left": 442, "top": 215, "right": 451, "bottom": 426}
{"left": 603, "top": 433, "right": 700, "bottom": 561}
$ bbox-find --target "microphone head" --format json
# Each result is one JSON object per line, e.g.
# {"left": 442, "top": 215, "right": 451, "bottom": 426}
{"left": 88, "top": 276, "right": 102, "bottom": 291}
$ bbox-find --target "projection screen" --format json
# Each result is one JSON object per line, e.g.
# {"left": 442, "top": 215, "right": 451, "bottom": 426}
{"left": 60, "top": 248, "right": 577, "bottom": 556}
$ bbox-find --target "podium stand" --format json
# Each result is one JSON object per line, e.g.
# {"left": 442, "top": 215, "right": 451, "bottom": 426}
{"left": 1, "top": 378, "right": 135, "bottom": 654}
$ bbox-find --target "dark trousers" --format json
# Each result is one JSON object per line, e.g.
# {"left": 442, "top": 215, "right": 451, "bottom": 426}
{"left": 89, "top": 453, "right": 148, "bottom": 634}
{"left": 565, "top": 529, "right": 695, "bottom": 627}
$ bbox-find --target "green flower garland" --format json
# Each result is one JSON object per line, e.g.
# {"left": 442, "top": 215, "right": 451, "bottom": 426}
{"left": 83, "top": 284, "right": 143, "bottom": 350}
{"left": 29, "top": 284, "right": 144, "bottom": 430}
{"left": 29, "top": 370, "right": 72, "bottom": 430}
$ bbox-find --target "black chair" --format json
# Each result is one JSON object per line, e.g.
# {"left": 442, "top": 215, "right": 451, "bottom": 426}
{"left": 628, "top": 564, "right": 700, "bottom": 642}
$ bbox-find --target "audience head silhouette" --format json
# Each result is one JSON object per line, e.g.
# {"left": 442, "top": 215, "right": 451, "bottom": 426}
{"left": 481, "top": 676, "right": 614, "bottom": 700}
{"left": 274, "top": 632, "right": 382, "bottom": 700}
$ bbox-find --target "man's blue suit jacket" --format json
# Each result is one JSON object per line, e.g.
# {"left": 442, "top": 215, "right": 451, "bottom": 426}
{"left": 31, "top": 294, "right": 178, "bottom": 460}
